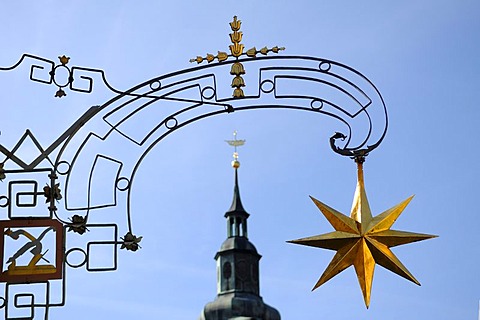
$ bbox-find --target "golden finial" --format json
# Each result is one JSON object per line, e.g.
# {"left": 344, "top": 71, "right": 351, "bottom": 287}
{"left": 229, "top": 16, "right": 241, "bottom": 31}
{"left": 225, "top": 131, "right": 245, "bottom": 168}
{"left": 189, "top": 16, "right": 285, "bottom": 98}
{"left": 58, "top": 55, "right": 70, "bottom": 65}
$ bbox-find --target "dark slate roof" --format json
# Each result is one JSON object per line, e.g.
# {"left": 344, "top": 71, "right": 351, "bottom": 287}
{"left": 199, "top": 292, "right": 281, "bottom": 320}
{"left": 225, "top": 169, "right": 249, "bottom": 219}
{"left": 216, "top": 237, "right": 260, "bottom": 257}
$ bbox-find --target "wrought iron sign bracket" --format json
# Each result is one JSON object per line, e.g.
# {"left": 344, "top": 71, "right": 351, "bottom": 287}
{"left": 0, "top": 16, "right": 415, "bottom": 319}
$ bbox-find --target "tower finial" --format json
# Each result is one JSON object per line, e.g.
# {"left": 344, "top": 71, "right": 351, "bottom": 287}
{"left": 225, "top": 131, "right": 245, "bottom": 168}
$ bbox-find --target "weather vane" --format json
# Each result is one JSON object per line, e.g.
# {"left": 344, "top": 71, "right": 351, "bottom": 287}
{"left": 225, "top": 131, "right": 245, "bottom": 168}
{"left": 190, "top": 16, "right": 285, "bottom": 98}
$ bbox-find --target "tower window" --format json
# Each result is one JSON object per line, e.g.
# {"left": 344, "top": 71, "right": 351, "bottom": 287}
{"left": 223, "top": 261, "right": 232, "bottom": 280}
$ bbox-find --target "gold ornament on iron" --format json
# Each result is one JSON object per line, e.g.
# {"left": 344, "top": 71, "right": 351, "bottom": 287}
{"left": 189, "top": 16, "right": 285, "bottom": 98}
{"left": 58, "top": 55, "right": 70, "bottom": 65}
{"left": 288, "top": 159, "right": 437, "bottom": 308}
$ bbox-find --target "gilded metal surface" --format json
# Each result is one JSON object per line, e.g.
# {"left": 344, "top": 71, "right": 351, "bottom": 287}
{"left": 226, "top": 131, "right": 245, "bottom": 168}
{"left": 225, "top": 131, "right": 245, "bottom": 151}
{"left": 0, "top": 219, "right": 64, "bottom": 283}
{"left": 190, "top": 16, "right": 285, "bottom": 98}
{"left": 289, "top": 161, "right": 436, "bottom": 308}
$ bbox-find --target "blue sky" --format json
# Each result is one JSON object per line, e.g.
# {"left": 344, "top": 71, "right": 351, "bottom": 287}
{"left": 0, "top": 1, "right": 479, "bottom": 319}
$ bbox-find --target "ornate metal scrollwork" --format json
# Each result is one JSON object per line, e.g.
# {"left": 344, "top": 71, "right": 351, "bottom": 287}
{"left": 0, "top": 44, "right": 388, "bottom": 318}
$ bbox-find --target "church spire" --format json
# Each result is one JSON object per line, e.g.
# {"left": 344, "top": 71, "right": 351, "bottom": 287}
{"left": 198, "top": 131, "right": 281, "bottom": 320}
{"left": 227, "top": 163, "right": 247, "bottom": 212}
{"left": 225, "top": 132, "right": 248, "bottom": 238}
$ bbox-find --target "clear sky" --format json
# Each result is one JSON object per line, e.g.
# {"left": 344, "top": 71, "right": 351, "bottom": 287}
{"left": 0, "top": 1, "right": 479, "bottom": 319}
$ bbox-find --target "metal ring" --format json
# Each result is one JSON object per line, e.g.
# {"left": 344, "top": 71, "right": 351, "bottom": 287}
{"left": 149, "top": 80, "right": 161, "bottom": 91}
{"left": 0, "top": 196, "right": 9, "bottom": 208}
{"left": 319, "top": 62, "right": 331, "bottom": 72}
{"left": 52, "top": 65, "right": 72, "bottom": 88}
{"left": 165, "top": 117, "right": 178, "bottom": 129}
{"left": 116, "top": 177, "right": 130, "bottom": 191}
{"left": 65, "top": 248, "right": 87, "bottom": 268}
{"left": 56, "top": 161, "right": 71, "bottom": 175}
{"left": 201, "top": 86, "right": 215, "bottom": 100}
{"left": 260, "top": 80, "right": 275, "bottom": 93}
{"left": 310, "top": 99, "right": 324, "bottom": 110}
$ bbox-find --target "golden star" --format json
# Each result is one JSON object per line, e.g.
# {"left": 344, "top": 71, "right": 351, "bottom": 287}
{"left": 288, "top": 161, "right": 436, "bottom": 308}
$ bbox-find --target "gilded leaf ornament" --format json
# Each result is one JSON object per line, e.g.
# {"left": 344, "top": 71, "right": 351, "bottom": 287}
{"left": 189, "top": 16, "right": 284, "bottom": 98}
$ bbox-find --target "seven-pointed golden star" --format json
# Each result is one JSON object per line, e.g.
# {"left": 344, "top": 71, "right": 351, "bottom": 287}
{"left": 288, "top": 160, "right": 436, "bottom": 308}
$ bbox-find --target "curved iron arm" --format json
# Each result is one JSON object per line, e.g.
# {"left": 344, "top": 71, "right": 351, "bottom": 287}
{"left": 0, "top": 54, "right": 387, "bottom": 159}
{"left": 42, "top": 55, "right": 388, "bottom": 231}
{"left": 0, "top": 53, "right": 388, "bottom": 230}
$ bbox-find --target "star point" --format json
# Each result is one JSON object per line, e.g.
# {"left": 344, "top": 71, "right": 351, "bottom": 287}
{"left": 290, "top": 162, "right": 436, "bottom": 308}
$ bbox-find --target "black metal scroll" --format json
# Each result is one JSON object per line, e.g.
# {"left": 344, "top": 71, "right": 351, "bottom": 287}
{"left": 0, "top": 53, "right": 388, "bottom": 319}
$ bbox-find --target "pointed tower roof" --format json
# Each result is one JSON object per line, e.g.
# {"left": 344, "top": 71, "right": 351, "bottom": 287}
{"left": 225, "top": 167, "right": 249, "bottom": 218}
{"left": 218, "top": 164, "right": 257, "bottom": 252}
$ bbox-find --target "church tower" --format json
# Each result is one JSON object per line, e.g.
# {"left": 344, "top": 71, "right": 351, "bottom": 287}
{"left": 199, "top": 134, "right": 281, "bottom": 320}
